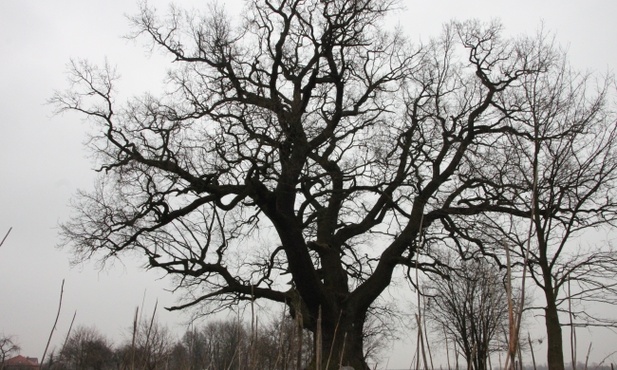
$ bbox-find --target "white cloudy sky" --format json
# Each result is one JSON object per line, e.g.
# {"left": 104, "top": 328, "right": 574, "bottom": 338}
{"left": 0, "top": 1, "right": 616, "bottom": 368}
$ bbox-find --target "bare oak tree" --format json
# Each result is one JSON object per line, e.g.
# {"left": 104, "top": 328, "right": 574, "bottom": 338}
{"left": 52, "top": 1, "right": 557, "bottom": 368}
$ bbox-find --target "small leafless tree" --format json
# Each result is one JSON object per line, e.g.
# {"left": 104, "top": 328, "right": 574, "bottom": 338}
{"left": 0, "top": 335, "right": 20, "bottom": 368}
{"left": 52, "top": 326, "right": 114, "bottom": 370}
{"left": 424, "top": 258, "right": 510, "bottom": 370}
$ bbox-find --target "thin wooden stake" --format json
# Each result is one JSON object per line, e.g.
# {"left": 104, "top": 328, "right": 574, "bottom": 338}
{"left": 131, "top": 306, "right": 139, "bottom": 370}
{"left": 316, "top": 306, "right": 322, "bottom": 370}
{"left": 583, "top": 343, "right": 592, "bottom": 370}
{"left": 0, "top": 227, "right": 12, "bottom": 248}
{"left": 296, "top": 309, "right": 303, "bottom": 370}
{"left": 41, "top": 279, "right": 65, "bottom": 365}
{"left": 528, "top": 333, "right": 537, "bottom": 370}
{"left": 569, "top": 280, "right": 577, "bottom": 370}
{"left": 60, "top": 310, "right": 77, "bottom": 355}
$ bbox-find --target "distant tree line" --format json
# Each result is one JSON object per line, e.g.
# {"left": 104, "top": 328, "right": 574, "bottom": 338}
{"left": 43, "top": 316, "right": 313, "bottom": 370}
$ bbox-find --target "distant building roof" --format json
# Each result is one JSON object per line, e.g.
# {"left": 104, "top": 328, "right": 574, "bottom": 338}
{"left": 4, "top": 355, "right": 40, "bottom": 368}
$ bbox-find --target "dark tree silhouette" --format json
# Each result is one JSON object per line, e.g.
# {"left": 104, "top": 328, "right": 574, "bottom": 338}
{"left": 53, "top": 326, "right": 114, "bottom": 370}
{"left": 52, "top": 1, "right": 565, "bottom": 367}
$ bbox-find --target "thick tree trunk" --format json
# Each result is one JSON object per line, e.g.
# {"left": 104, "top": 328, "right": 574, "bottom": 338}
{"left": 288, "top": 287, "right": 370, "bottom": 370}
{"left": 318, "top": 314, "right": 368, "bottom": 370}
{"left": 544, "top": 292, "right": 565, "bottom": 370}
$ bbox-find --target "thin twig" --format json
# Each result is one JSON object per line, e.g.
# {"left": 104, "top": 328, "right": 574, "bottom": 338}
{"left": 592, "top": 349, "right": 616, "bottom": 370}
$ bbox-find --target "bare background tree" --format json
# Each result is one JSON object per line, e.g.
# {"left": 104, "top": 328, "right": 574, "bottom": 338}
{"left": 0, "top": 335, "right": 20, "bottom": 368}
{"left": 424, "top": 257, "right": 509, "bottom": 370}
{"left": 512, "top": 49, "right": 617, "bottom": 370}
{"left": 115, "top": 315, "right": 173, "bottom": 370}
{"left": 175, "top": 317, "right": 313, "bottom": 370}
{"left": 442, "top": 35, "right": 617, "bottom": 370}
{"left": 50, "top": 326, "right": 114, "bottom": 370}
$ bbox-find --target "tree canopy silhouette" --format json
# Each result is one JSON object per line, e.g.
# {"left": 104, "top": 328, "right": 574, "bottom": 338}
{"left": 51, "top": 1, "right": 617, "bottom": 368}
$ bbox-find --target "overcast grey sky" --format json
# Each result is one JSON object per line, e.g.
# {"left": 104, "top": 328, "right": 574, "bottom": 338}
{"left": 1, "top": 1, "right": 616, "bottom": 368}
